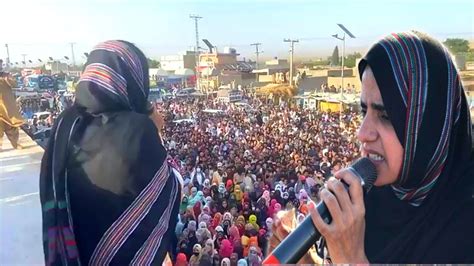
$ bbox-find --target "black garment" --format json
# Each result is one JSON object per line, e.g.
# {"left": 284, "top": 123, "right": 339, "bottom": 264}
{"left": 359, "top": 32, "right": 474, "bottom": 263}
{"left": 40, "top": 40, "right": 181, "bottom": 265}
{"left": 67, "top": 112, "right": 180, "bottom": 264}
{"left": 365, "top": 163, "right": 474, "bottom": 263}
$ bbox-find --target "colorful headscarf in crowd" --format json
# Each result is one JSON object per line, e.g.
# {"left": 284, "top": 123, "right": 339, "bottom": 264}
{"left": 248, "top": 215, "right": 259, "bottom": 230}
{"left": 219, "top": 239, "right": 234, "bottom": 258}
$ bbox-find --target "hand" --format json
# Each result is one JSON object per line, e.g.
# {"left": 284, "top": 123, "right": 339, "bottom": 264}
{"left": 308, "top": 170, "right": 369, "bottom": 264}
{"left": 268, "top": 209, "right": 322, "bottom": 264}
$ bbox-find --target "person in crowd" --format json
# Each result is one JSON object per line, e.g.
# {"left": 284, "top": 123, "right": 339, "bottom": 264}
{"left": 0, "top": 60, "right": 24, "bottom": 150}
{"left": 40, "top": 40, "right": 181, "bottom": 265}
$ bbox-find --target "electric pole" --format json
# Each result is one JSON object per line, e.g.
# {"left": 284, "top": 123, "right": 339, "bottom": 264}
{"left": 250, "top": 43, "right": 262, "bottom": 82}
{"left": 190, "top": 14, "right": 202, "bottom": 91}
{"left": 283, "top": 39, "right": 298, "bottom": 86}
{"left": 70, "top": 42, "right": 76, "bottom": 67}
{"left": 250, "top": 43, "right": 262, "bottom": 69}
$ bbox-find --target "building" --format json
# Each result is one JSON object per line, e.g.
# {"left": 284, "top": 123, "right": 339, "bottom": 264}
{"left": 160, "top": 51, "right": 196, "bottom": 72}
{"left": 45, "top": 61, "right": 69, "bottom": 74}
{"left": 198, "top": 47, "right": 255, "bottom": 92}
{"left": 252, "top": 58, "right": 290, "bottom": 83}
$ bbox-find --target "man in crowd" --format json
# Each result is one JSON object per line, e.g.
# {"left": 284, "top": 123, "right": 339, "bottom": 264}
{"left": 0, "top": 59, "right": 24, "bottom": 150}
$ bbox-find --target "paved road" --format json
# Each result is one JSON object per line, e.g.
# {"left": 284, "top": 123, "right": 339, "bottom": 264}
{"left": 1, "top": 131, "right": 44, "bottom": 265}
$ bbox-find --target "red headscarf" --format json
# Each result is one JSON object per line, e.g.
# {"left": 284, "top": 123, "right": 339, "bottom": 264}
{"left": 212, "top": 212, "right": 222, "bottom": 228}
{"left": 226, "top": 179, "right": 234, "bottom": 191}
{"left": 176, "top": 253, "right": 187, "bottom": 266}
{"left": 193, "top": 201, "right": 202, "bottom": 218}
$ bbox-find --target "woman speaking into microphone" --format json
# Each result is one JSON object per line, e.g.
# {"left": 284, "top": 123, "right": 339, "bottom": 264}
{"left": 269, "top": 31, "right": 473, "bottom": 263}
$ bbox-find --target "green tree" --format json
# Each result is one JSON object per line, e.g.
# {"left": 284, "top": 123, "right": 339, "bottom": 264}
{"left": 443, "top": 38, "right": 470, "bottom": 54}
{"left": 344, "top": 52, "right": 362, "bottom": 68}
{"left": 147, "top": 58, "right": 160, "bottom": 68}
{"left": 331, "top": 46, "right": 339, "bottom": 66}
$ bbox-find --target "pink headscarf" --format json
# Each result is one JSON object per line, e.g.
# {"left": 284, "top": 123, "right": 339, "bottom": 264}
{"left": 219, "top": 239, "right": 234, "bottom": 258}
{"left": 261, "top": 191, "right": 271, "bottom": 206}
{"left": 298, "top": 189, "right": 308, "bottom": 201}
{"left": 228, "top": 225, "right": 240, "bottom": 244}
{"left": 274, "top": 203, "right": 282, "bottom": 212}
{"left": 267, "top": 199, "right": 278, "bottom": 218}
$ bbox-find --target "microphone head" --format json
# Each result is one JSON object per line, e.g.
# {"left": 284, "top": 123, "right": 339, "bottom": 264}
{"left": 351, "top": 157, "right": 378, "bottom": 192}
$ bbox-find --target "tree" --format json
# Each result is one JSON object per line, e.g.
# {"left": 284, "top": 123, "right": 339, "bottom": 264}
{"left": 443, "top": 38, "right": 470, "bottom": 54}
{"left": 147, "top": 58, "right": 160, "bottom": 68}
{"left": 344, "top": 52, "right": 362, "bottom": 68}
{"left": 331, "top": 46, "right": 339, "bottom": 66}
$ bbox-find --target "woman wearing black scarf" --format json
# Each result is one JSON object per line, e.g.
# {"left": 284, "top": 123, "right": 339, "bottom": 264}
{"left": 304, "top": 32, "right": 473, "bottom": 263}
{"left": 40, "top": 40, "right": 181, "bottom": 265}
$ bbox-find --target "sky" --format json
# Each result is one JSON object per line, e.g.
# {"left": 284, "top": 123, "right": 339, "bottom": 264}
{"left": 1, "top": 0, "right": 473, "bottom": 65}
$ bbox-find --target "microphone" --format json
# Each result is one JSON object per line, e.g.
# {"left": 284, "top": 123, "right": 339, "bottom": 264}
{"left": 263, "top": 157, "right": 377, "bottom": 265}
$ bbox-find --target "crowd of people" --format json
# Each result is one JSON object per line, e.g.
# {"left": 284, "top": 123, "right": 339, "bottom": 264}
{"left": 154, "top": 97, "right": 361, "bottom": 265}
{"left": 33, "top": 34, "right": 474, "bottom": 265}
{"left": 17, "top": 93, "right": 73, "bottom": 139}
{"left": 11, "top": 72, "right": 362, "bottom": 265}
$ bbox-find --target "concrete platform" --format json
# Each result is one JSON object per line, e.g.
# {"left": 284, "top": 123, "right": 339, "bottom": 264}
{"left": 1, "top": 130, "right": 44, "bottom": 265}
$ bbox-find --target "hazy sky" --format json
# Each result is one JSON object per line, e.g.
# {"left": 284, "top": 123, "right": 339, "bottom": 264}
{"left": 2, "top": 0, "right": 473, "bottom": 65}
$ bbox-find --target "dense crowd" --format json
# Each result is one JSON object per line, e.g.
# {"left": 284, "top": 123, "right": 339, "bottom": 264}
{"left": 17, "top": 93, "right": 73, "bottom": 138}
{"left": 155, "top": 97, "right": 361, "bottom": 265}
{"left": 15, "top": 85, "right": 362, "bottom": 265}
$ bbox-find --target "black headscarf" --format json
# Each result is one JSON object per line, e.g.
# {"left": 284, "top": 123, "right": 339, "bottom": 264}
{"left": 40, "top": 40, "right": 181, "bottom": 265}
{"left": 359, "top": 31, "right": 474, "bottom": 263}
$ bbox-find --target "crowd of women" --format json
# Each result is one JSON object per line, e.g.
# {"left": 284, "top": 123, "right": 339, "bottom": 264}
{"left": 156, "top": 98, "right": 362, "bottom": 265}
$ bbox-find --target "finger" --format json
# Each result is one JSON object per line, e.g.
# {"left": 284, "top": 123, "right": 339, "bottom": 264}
{"left": 326, "top": 177, "right": 352, "bottom": 213}
{"left": 308, "top": 200, "right": 330, "bottom": 237}
{"left": 334, "top": 169, "right": 364, "bottom": 207}
{"left": 320, "top": 188, "right": 344, "bottom": 226}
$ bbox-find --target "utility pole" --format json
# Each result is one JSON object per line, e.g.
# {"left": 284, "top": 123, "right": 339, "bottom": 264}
{"left": 250, "top": 42, "right": 262, "bottom": 82}
{"left": 190, "top": 14, "right": 202, "bottom": 91}
{"left": 250, "top": 43, "right": 262, "bottom": 69}
{"left": 70, "top": 42, "right": 76, "bottom": 67}
{"left": 5, "top": 44, "right": 10, "bottom": 70}
{"left": 283, "top": 39, "right": 299, "bottom": 86}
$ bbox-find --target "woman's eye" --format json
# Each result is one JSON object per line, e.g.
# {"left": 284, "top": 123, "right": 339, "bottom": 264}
{"left": 380, "top": 112, "right": 390, "bottom": 121}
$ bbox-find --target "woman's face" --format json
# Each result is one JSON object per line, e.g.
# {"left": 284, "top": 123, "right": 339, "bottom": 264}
{"left": 358, "top": 66, "right": 403, "bottom": 186}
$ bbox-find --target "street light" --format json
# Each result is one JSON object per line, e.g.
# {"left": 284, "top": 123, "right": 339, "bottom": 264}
{"left": 332, "top": 24, "right": 355, "bottom": 119}
{"left": 332, "top": 24, "right": 355, "bottom": 99}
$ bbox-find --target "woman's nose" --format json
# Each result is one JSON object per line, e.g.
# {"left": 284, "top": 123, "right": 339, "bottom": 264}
{"left": 357, "top": 115, "right": 377, "bottom": 143}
